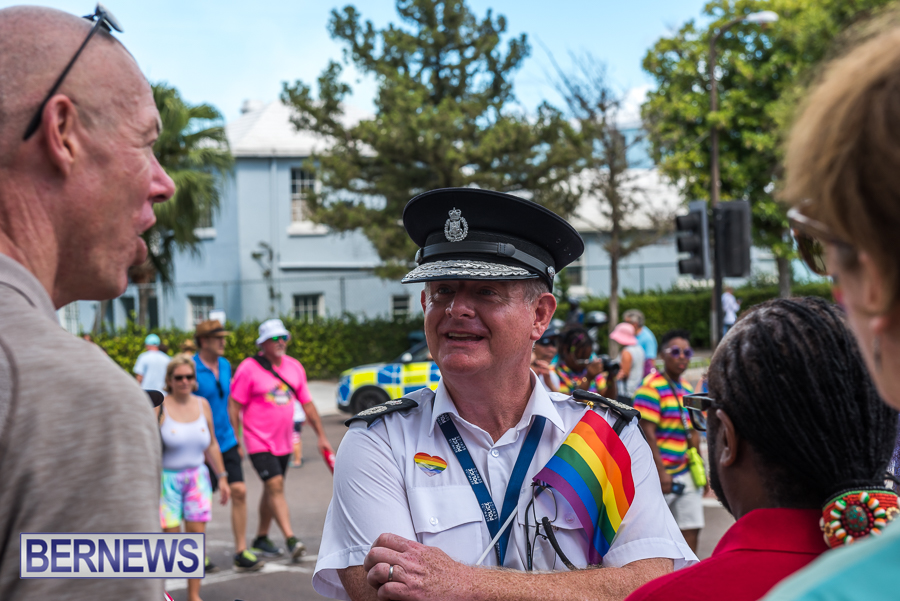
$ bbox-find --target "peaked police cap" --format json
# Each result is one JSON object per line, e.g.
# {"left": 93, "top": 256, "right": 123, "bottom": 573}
{"left": 401, "top": 188, "right": 584, "bottom": 289}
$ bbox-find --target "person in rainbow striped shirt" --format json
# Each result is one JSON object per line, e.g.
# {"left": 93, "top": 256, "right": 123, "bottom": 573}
{"left": 633, "top": 329, "right": 703, "bottom": 553}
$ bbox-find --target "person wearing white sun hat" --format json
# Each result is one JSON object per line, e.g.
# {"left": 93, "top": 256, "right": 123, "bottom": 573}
{"left": 230, "top": 318, "right": 333, "bottom": 561}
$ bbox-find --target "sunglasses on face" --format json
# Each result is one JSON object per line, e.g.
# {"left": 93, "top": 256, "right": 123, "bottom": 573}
{"left": 23, "top": 4, "right": 123, "bottom": 140}
{"left": 172, "top": 374, "right": 195, "bottom": 382}
{"left": 536, "top": 337, "right": 557, "bottom": 347}
{"left": 270, "top": 336, "right": 289, "bottom": 343}
{"left": 682, "top": 394, "right": 720, "bottom": 431}
{"left": 665, "top": 347, "right": 693, "bottom": 360}
{"left": 787, "top": 207, "right": 855, "bottom": 277}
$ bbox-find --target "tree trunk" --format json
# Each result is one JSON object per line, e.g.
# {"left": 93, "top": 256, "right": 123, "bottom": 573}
{"left": 128, "top": 259, "right": 157, "bottom": 327}
{"left": 776, "top": 255, "right": 792, "bottom": 298}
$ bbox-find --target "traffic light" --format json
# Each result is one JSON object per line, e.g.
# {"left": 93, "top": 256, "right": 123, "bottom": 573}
{"left": 675, "top": 200, "right": 710, "bottom": 278}
{"left": 716, "top": 201, "right": 751, "bottom": 277}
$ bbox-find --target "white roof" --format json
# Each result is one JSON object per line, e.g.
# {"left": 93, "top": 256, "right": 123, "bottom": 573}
{"left": 568, "top": 168, "right": 682, "bottom": 232}
{"left": 226, "top": 100, "right": 370, "bottom": 158}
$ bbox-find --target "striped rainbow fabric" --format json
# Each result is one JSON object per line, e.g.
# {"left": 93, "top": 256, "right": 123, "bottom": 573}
{"left": 533, "top": 410, "right": 635, "bottom": 564}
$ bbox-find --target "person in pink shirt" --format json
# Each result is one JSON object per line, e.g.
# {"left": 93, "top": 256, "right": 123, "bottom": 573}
{"left": 229, "top": 318, "right": 334, "bottom": 561}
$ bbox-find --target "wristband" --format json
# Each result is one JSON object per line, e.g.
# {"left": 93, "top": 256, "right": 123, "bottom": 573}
{"left": 216, "top": 472, "right": 228, "bottom": 479}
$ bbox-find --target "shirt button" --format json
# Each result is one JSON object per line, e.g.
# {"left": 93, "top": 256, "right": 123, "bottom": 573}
{"left": 430, "top": 517, "right": 438, "bottom": 526}
{"left": 566, "top": 515, "right": 575, "bottom": 524}
{"left": 491, "top": 449, "right": 499, "bottom": 457}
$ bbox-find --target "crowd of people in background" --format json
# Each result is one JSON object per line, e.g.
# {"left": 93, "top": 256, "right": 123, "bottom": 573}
{"left": 137, "top": 317, "right": 333, "bottom": 600}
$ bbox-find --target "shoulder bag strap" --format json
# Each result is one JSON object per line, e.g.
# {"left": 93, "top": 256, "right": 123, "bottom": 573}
{"left": 252, "top": 355, "right": 298, "bottom": 398}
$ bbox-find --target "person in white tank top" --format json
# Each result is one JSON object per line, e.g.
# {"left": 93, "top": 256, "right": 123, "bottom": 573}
{"left": 156, "top": 355, "right": 230, "bottom": 601}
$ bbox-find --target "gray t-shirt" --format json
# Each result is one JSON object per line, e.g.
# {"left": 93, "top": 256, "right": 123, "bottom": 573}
{"left": 0, "top": 254, "right": 163, "bottom": 600}
{"left": 133, "top": 349, "right": 171, "bottom": 391}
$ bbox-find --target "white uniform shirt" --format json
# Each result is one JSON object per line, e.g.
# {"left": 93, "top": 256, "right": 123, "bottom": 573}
{"left": 313, "top": 376, "right": 697, "bottom": 600}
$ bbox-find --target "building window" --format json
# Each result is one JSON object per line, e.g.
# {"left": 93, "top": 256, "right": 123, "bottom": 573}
{"left": 291, "top": 168, "right": 315, "bottom": 224}
{"left": 188, "top": 295, "right": 215, "bottom": 327}
{"left": 196, "top": 204, "right": 213, "bottom": 229}
{"left": 61, "top": 303, "right": 80, "bottom": 333}
{"left": 566, "top": 257, "right": 584, "bottom": 287}
{"left": 392, "top": 295, "right": 410, "bottom": 319}
{"left": 293, "top": 294, "right": 322, "bottom": 322}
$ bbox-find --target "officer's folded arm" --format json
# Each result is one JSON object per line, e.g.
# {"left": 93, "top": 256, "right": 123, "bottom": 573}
{"left": 340, "top": 542, "right": 672, "bottom": 601}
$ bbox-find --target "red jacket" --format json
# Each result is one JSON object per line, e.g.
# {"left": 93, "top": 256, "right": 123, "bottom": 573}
{"left": 626, "top": 508, "right": 828, "bottom": 601}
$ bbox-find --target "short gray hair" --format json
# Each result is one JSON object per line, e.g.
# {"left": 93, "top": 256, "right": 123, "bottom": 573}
{"left": 623, "top": 309, "right": 645, "bottom": 327}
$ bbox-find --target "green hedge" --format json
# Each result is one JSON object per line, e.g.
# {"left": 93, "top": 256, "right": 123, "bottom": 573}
{"left": 94, "top": 316, "right": 424, "bottom": 380}
{"left": 580, "top": 282, "right": 834, "bottom": 350}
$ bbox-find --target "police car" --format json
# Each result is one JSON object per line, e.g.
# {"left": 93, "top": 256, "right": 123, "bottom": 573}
{"left": 336, "top": 340, "right": 441, "bottom": 414}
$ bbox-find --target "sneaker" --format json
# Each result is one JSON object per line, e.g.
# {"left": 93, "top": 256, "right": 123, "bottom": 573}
{"left": 250, "top": 536, "right": 283, "bottom": 558}
{"left": 233, "top": 549, "right": 264, "bottom": 573}
{"left": 286, "top": 536, "right": 306, "bottom": 561}
{"left": 204, "top": 556, "right": 220, "bottom": 574}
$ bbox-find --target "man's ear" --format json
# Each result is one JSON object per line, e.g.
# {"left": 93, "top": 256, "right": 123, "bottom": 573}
{"left": 40, "top": 94, "right": 81, "bottom": 175}
{"left": 531, "top": 292, "right": 557, "bottom": 341}
{"left": 715, "top": 409, "right": 740, "bottom": 467}
{"left": 420, "top": 287, "right": 427, "bottom": 312}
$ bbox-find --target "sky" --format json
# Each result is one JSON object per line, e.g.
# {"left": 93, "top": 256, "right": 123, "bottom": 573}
{"left": 2, "top": 0, "right": 710, "bottom": 123}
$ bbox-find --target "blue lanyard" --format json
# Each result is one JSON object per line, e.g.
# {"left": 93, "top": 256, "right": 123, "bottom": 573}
{"left": 436, "top": 412, "right": 546, "bottom": 566}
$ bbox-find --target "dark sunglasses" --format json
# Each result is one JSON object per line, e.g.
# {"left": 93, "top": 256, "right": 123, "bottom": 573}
{"left": 270, "top": 335, "right": 289, "bottom": 342}
{"left": 682, "top": 394, "right": 719, "bottom": 431}
{"left": 787, "top": 207, "right": 854, "bottom": 277}
{"left": 172, "top": 374, "right": 195, "bottom": 382}
{"left": 665, "top": 347, "right": 693, "bottom": 360}
{"left": 22, "top": 3, "right": 123, "bottom": 140}
{"left": 536, "top": 337, "right": 558, "bottom": 347}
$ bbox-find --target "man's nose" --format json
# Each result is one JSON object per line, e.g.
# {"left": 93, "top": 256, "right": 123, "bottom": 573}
{"left": 151, "top": 160, "right": 176, "bottom": 204}
{"left": 446, "top": 288, "right": 476, "bottom": 318}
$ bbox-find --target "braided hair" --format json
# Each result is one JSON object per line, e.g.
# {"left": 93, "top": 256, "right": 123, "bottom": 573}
{"left": 707, "top": 296, "right": 897, "bottom": 507}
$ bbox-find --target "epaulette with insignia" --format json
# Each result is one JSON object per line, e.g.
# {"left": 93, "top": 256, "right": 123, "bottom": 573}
{"left": 344, "top": 397, "right": 419, "bottom": 427}
{"left": 572, "top": 389, "right": 640, "bottom": 435}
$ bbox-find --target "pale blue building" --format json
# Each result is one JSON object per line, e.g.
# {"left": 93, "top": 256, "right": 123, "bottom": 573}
{"left": 61, "top": 101, "right": 780, "bottom": 334}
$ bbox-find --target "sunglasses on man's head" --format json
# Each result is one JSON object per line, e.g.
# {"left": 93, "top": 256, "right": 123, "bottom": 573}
{"left": 22, "top": 3, "right": 123, "bottom": 140}
{"left": 665, "top": 347, "right": 693, "bottom": 360}
{"left": 270, "top": 335, "right": 289, "bottom": 342}
{"left": 172, "top": 374, "right": 195, "bottom": 382}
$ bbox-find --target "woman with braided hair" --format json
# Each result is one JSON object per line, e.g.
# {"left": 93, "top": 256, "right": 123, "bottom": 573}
{"left": 626, "top": 297, "right": 897, "bottom": 601}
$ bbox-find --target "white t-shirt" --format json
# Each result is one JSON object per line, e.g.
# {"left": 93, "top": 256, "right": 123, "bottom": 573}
{"left": 722, "top": 292, "right": 741, "bottom": 325}
{"left": 313, "top": 377, "right": 697, "bottom": 600}
{"left": 132, "top": 349, "right": 171, "bottom": 391}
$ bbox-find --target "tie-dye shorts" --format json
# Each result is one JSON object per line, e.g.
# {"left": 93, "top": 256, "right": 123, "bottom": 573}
{"left": 160, "top": 466, "right": 212, "bottom": 528}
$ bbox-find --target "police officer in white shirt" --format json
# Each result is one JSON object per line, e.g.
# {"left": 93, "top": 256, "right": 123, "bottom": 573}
{"left": 313, "top": 189, "right": 697, "bottom": 601}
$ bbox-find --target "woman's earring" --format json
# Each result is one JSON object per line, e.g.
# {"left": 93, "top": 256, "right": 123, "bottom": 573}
{"left": 874, "top": 336, "right": 883, "bottom": 372}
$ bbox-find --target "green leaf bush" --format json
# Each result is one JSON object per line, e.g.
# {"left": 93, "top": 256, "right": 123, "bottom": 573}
{"left": 581, "top": 282, "right": 834, "bottom": 350}
{"left": 94, "top": 315, "right": 424, "bottom": 380}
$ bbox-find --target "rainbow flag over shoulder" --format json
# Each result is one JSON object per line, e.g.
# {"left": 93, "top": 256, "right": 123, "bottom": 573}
{"left": 533, "top": 410, "right": 635, "bottom": 564}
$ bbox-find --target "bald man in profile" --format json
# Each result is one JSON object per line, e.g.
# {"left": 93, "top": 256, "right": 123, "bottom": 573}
{"left": 0, "top": 6, "right": 175, "bottom": 599}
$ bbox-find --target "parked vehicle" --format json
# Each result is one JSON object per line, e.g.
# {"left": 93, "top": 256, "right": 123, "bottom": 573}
{"left": 336, "top": 340, "right": 440, "bottom": 414}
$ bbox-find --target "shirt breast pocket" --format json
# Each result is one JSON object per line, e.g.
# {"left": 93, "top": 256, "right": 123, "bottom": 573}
{"left": 408, "top": 486, "right": 485, "bottom": 563}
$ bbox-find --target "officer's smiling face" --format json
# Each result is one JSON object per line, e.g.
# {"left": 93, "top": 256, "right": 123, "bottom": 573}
{"left": 421, "top": 279, "right": 554, "bottom": 380}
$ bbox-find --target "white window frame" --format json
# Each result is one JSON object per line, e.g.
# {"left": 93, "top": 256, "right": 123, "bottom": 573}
{"left": 288, "top": 167, "right": 327, "bottom": 236}
{"left": 187, "top": 295, "right": 215, "bottom": 328}
{"left": 391, "top": 295, "right": 411, "bottom": 319}
{"left": 293, "top": 293, "right": 323, "bottom": 322}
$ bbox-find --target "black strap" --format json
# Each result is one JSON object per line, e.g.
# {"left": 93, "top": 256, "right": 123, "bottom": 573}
{"left": 252, "top": 355, "right": 297, "bottom": 398}
{"left": 572, "top": 389, "right": 640, "bottom": 435}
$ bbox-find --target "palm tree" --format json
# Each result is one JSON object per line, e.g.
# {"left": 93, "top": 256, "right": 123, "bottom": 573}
{"left": 125, "top": 83, "right": 234, "bottom": 328}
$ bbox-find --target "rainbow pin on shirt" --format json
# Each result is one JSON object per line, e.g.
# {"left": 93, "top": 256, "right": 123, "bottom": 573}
{"left": 414, "top": 453, "right": 447, "bottom": 477}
